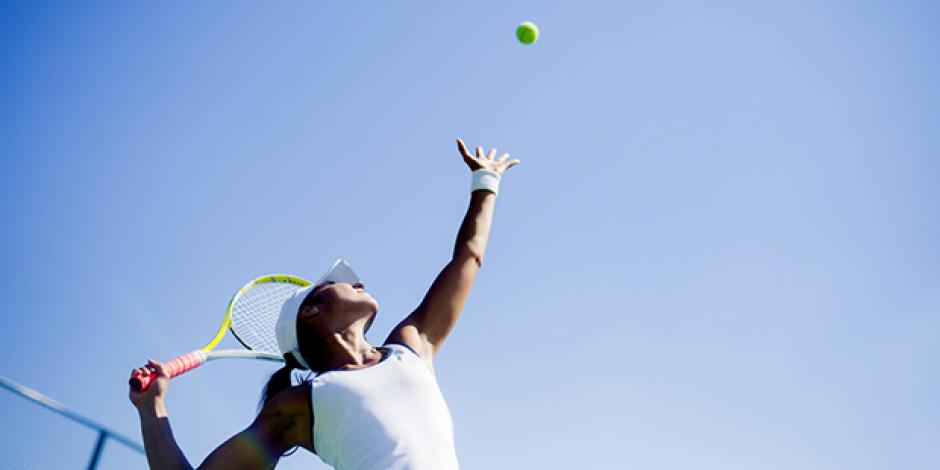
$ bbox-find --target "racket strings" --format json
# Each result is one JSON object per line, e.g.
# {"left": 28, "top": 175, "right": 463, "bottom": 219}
{"left": 230, "top": 281, "right": 302, "bottom": 354}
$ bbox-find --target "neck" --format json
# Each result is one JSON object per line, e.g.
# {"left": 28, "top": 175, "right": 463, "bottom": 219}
{"left": 319, "top": 320, "right": 381, "bottom": 371}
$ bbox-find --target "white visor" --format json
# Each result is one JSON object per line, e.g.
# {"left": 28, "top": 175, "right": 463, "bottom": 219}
{"left": 275, "top": 259, "right": 362, "bottom": 369}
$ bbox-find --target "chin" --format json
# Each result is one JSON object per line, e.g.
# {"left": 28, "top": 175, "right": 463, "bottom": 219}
{"left": 359, "top": 292, "right": 379, "bottom": 311}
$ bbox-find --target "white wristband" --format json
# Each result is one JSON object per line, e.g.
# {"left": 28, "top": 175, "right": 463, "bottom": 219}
{"left": 471, "top": 169, "right": 501, "bottom": 195}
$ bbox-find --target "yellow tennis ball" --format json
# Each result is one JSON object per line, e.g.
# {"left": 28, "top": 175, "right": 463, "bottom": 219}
{"left": 516, "top": 21, "right": 539, "bottom": 45}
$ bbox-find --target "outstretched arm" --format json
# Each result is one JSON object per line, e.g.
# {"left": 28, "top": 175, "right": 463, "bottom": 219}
{"left": 387, "top": 138, "right": 519, "bottom": 364}
{"left": 130, "top": 360, "right": 311, "bottom": 470}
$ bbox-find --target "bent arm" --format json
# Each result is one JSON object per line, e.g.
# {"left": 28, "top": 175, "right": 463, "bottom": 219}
{"left": 197, "top": 427, "right": 285, "bottom": 470}
{"left": 387, "top": 189, "right": 496, "bottom": 361}
{"left": 136, "top": 399, "right": 194, "bottom": 470}
{"left": 197, "top": 425, "right": 287, "bottom": 470}
{"left": 199, "top": 384, "right": 312, "bottom": 470}
{"left": 136, "top": 387, "right": 310, "bottom": 470}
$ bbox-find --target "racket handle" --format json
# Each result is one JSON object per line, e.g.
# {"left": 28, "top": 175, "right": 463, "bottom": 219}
{"left": 129, "top": 351, "right": 207, "bottom": 392}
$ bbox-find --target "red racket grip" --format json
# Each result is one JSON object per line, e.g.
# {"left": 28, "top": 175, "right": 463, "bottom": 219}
{"left": 129, "top": 350, "right": 206, "bottom": 392}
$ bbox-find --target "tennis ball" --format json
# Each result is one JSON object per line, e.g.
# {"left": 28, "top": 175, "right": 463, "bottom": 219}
{"left": 516, "top": 21, "right": 539, "bottom": 45}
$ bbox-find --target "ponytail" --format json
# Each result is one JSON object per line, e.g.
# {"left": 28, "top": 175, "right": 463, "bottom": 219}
{"left": 261, "top": 294, "right": 327, "bottom": 409}
{"left": 260, "top": 353, "right": 304, "bottom": 409}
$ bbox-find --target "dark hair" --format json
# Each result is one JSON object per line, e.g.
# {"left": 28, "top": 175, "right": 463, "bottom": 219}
{"left": 260, "top": 353, "right": 304, "bottom": 409}
{"left": 259, "top": 290, "right": 326, "bottom": 409}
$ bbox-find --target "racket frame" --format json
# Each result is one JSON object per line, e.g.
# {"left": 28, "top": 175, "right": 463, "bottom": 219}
{"left": 129, "top": 274, "right": 311, "bottom": 392}
{"left": 226, "top": 274, "right": 311, "bottom": 352}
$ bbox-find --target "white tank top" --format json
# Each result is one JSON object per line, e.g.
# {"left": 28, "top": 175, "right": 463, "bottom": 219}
{"left": 309, "top": 343, "right": 460, "bottom": 470}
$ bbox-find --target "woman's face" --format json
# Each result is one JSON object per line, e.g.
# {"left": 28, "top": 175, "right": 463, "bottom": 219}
{"left": 307, "top": 281, "right": 379, "bottom": 320}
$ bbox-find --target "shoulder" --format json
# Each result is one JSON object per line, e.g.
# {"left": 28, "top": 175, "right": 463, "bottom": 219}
{"left": 385, "top": 327, "right": 434, "bottom": 363}
{"left": 264, "top": 383, "right": 311, "bottom": 409}
{"left": 383, "top": 339, "right": 436, "bottom": 375}
{"left": 252, "top": 384, "right": 313, "bottom": 451}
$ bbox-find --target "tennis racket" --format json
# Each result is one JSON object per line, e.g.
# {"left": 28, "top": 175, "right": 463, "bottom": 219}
{"left": 129, "top": 274, "right": 311, "bottom": 392}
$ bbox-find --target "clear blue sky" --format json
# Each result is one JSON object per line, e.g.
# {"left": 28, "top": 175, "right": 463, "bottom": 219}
{"left": 1, "top": 1, "right": 938, "bottom": 468}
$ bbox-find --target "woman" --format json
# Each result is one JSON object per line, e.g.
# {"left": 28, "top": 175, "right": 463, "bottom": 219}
{"left": 129, "top": 138, "right": 519, "bottom": 469}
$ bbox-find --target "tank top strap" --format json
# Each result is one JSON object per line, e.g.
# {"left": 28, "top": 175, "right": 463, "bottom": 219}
{"left": 383, "top": 341, "right": 421, "bottom": 358}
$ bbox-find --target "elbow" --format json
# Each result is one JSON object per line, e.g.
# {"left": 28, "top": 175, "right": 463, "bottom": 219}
{"left": 454, "top": 245, "right": 484, "bottom": 267}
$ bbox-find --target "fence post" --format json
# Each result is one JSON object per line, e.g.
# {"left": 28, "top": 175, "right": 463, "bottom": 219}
{"left": 86, "top": 430, "right": 107, "bottom": 470}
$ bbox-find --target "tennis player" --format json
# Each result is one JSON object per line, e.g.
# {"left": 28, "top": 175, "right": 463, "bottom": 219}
{"left": 129, "top": 138, "right": 519, "bottom": 469}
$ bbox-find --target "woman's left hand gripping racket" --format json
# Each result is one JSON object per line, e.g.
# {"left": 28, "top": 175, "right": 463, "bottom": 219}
{"left": 129, "top": 274, "right": 311, "bottom": 392}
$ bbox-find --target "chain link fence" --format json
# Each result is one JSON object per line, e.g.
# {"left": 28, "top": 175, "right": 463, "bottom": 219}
{"left": 0, "top": 374, "right": 146, "bottom": 469}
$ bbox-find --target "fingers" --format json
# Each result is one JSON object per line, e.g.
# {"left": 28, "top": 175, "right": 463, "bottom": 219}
{"left": 457, "top": 138, "right": 519, "bottom": 172}
{"left": 456, "top": 138, "right": 478, "bottom": 169}
{"left": 131, "top": 360, "right": 165, "bottom": 378}
{"left": 494, "top": 153, "right": 519, "bottom": 171}
{"left": 456, "top": 138, "right": 472, "bottom": 159}
{"left": 457, "top": 138, "right": 498, "bottom": 161}
{"left": 147, "top": 359, "right": 168, "bottom": 377}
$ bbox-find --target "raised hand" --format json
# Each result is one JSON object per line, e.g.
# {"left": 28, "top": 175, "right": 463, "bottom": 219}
{"left": 456, "top": 138, "right": 520, "bottom": 176}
